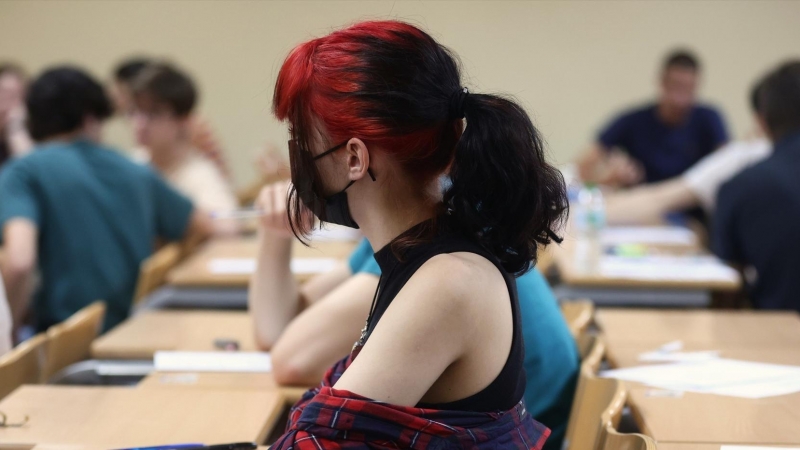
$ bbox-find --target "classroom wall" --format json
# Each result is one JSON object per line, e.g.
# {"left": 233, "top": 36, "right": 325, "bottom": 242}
{"left": 1, "top": 0, "right": 799, "bottom": 188}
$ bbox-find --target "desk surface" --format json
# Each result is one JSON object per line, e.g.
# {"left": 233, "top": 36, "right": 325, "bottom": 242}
{"left": 138, "top": 372, "right": 311, "bottom": 405}
{"left": 0, "top": 385, "right": 284, "bottom": 448}
{"left": 551, "top": 227, "right": 740, "bottom": 291}
{"left": 596, "top": 308, "right": 800, "bottom": 348}
{"left": 628, "top": 388, "right": 800, "bottom": 445}
{"left": 92, "top": 310, "right": 257, "bottom": 359}
{"left": 657, "top": 445, "right": 798, "bottom": 450}
{"left": 167, "top": 236, "right": 356, "bottom": 287}
{"left": 599, "top": 308, "right": 800, "bottom": 446}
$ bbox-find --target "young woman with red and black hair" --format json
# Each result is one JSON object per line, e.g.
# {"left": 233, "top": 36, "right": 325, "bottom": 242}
{"left": 253, "top": 20, "right": 567, "bottom": 449}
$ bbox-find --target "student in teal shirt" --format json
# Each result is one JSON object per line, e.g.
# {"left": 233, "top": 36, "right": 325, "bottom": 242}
{"left": 347, "top": 239, "right": 578, "bottom": 449}
{"left": 0, "top": 67, "right": 210, "bottom": 333}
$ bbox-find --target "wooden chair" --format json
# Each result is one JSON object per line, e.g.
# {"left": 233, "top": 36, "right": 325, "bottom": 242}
{"left": 567, "top": 375, "right": 625, "bottom": 450}
{"left": 560, "top": 299, "right": 595, "bottom": 339}
{"left": 41, "top": 301, "right": 106, "bottom": 382}
{"left": 600, "top": 424, "right": 657, "bottom": 450}
{"left": 563, "top": 333, "right": 606, "bottom": 450}
{"left": 133, "top": 242, "right": 183, "bottom": 305}
{"left": 0, "top": 333, "right": 47, "bottom": 400}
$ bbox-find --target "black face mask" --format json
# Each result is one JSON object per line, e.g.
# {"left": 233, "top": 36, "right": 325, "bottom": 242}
{"left": 290, "top": 140, "right": 375, "bottom": 229}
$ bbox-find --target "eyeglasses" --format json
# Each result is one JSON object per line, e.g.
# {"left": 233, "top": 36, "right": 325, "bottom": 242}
{"left": 288, "top": 139, "right": 376, "bottom": 181}
{"left": 0, "top": 411, "right": 29, "bottom": 428}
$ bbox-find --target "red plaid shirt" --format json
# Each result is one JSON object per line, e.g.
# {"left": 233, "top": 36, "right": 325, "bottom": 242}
{"left": 272, "top": 354, "right": 550, "bottom": 449}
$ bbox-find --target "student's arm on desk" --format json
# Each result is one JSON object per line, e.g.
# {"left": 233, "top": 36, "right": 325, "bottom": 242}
{"left": 0, "top": 219, "right": 37, "bottom": 328}
{"left": 605, "top": 178, "right": 698, "bottom": 224}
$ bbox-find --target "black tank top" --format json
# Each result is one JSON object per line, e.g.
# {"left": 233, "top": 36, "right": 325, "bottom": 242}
{"left": 362, "top": 222, "right": 526, "bottom": 412}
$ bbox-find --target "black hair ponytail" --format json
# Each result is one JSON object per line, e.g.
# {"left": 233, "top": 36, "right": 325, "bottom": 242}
{"left": 443, "top": 93, "right": 568, "bottom": 276}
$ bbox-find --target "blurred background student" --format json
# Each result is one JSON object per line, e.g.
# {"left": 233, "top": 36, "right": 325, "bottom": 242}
{"left": 714, "top": 60, "right": 800, "bottom": 313}
{"left": 577, "top": 50, "right": 728, "bottom": 188}
{"left": 0, "top": 66, "right": 211, "bottom": 335}
{"left": 0, "top": 63, "right": 33, "bottom": 167}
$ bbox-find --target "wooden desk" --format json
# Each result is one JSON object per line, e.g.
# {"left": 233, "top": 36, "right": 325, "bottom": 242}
{"left": 92, "top": 310, "right": 256, "bottom": 359}
{"left": 627, "top": 388, "right": 800, "bottom": 446}
{"left": 167, "top": 236, "right": 356, "bottom": 287}
{"left": 138, "top": 372, "right": 311, "bottom": 405}
{"left": 596, "top": 308, "right": 800, "bottom": 349}
{"left": 658, "top": 445, "right": 796, "bottom": 450}
{"left": 0, "top": 385, "right": 284, "bottom": 448}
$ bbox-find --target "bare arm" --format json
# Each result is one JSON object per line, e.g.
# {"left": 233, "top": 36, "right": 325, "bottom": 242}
{"left": 0, "top": 219, "right": 37, "bottom": 328}
{"left": 605, "top": 179, "right": 698, "bottom": 225}
{"left": 271, "top": 272, "right": 378, "bottom": 385}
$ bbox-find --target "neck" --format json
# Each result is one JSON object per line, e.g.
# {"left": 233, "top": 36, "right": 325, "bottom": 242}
{"left": 657, "top": 103, "right": 687, "bottom": 127}
{"left": 356, "top": 184, "right": 440, "bottom": 251}
{"left": 150, "top": 140, "right": 192, "bottom": 173}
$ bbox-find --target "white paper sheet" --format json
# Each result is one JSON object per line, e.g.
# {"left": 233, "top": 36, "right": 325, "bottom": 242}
{"left": 207, "top": 257, "right": 339, "bottom": 275}
{"left": 601, "top": 226, "right": 697, "bottom": 246}
{"left": 154, "top": 351, "right": 272, "bottom": 373}
{"left": 310, "top": 225, "right": 362, "bottom": 242}
{"left": 599, "top": 255, "right": 740, "bottom": 283}
{"left": 601, "top": 359, "right": 800, "bottom": 398}
{"left": 638, "top": 350, "right": 720, "bottom": 363}
{"left": 721, "top": 447, "right": 800, "bottom": 450}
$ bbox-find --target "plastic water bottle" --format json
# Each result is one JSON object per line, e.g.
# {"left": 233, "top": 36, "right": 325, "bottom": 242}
{"left": 573, "top": 184, "right": 606, "bottom": 272}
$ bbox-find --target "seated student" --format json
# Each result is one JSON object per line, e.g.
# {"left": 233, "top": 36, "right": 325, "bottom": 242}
{"left": 0, "top": 66, "right": 212, "bottom": 332}
{"left": 714, "top": 61, "right": 800, "bottom": 312}
{"left": 578, "top": 50, "right": 729, "bottom": 187}
{"left": 0, "top": 63, "right": 33, "bottom": 166}
{"left": 110, "top": 57, "right": 231, "bottom": 178}
{"left": 128, "top": 63, "right": 238, "bottom": 219}
{"left": 605, "top": 83, "right": 770, "bottom": 224}
{"left": 254, "top": 20, "right": 567, "bottom": 448}
{"left": 249, "top": 182, "right": 578, "bottom": 450}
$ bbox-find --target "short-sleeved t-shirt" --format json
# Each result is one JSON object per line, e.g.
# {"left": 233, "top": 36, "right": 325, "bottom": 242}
{"left": 713, "top": 132, "right": 800, "bottom": 312}
{"left": 599, "top": 103, "right": 728, "bottom": 183}
{"left": 347, "top": 238, "right": 579, "bottom": 450}
{"left": 0, "top": 139, "right": 194, "bottom": 331}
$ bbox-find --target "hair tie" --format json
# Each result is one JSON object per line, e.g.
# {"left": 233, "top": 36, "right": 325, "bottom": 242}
{"left": 448, "top": 87, "right": 469, "bottom": 120}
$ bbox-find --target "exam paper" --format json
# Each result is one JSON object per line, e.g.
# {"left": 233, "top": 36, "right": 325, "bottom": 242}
{"left": 601, "top": 359, "right": 800, "bottom": 398}
{"left": 310, "top": 225, "right": 362, "bottom": 242}
{"left": 638, "top": 350, "right": 720, "bottom": 363}
{"left": 601, "top": 226, "right": 697, "bottom": 246}
{"left": 599, "top": 255, "right": 740, "bottom": 283}
{"left": 208, "top": 258, "right": 339, "bottom": 275}
{"left": 721, "top": 447, "right": 800, "bottom": 450}
{"left": 154, "top": 351, "right": 272, "bottom": 373}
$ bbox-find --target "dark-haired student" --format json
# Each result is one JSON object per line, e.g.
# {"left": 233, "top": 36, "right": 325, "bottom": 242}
{"left": 0, "top": 63, "right": 33, "bottom": 166}
{"left": 128, "top": 63, "right": 238, "bottom": 225}
{"left": 110, "top": 57, "right": 231, "bottom": 179}
{"left": 250, "top": 180, "right": 578, "bottom": 449}
{"left": 578, "top": 50, "right": 729, "bottom": 187}
{"left": 0, "top": 66, "right": 212, "bottom": 334}
{"left": 253, "top": 20, "right": 566, "bottom": 449}
{"left": 714, "top": 61, "right": 800, "bottom": 313}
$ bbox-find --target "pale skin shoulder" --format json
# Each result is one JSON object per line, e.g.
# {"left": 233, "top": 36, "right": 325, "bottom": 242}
{"left": 333, "top": 250, "right": 512, "bottom": 406}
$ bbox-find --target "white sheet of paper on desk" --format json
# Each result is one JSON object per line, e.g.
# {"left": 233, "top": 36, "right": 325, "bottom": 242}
{"left": 599, "top": 255, "right": 739, "bottom": 283}
{"left": 721, "top": 447, "right": 800, "bottom": 450}
{"left": 154, "top": 351, "right": 272, "bottom": 373}
{"left": 601, "top": 358, "right": 800, "bottom": 398}
{"left": 207, "top": 257, "right": 338, "bottom": 275}
{"left": 310, "top": 225, "right": 361, "bottom": 242}
{"left": 638, "top": 350, "right": 720, "bottom": 363}
{"left": 600, "top": 226, "right": 696, "bottom": 246}
{"left": 290, "top": 258, "right": 339, "bottom": 274}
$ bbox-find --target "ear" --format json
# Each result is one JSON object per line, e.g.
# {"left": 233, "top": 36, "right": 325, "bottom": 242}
{"left": 345, "top": 137, "right": 371, "bottom": 182}
{"left": 756, "top": 113, "right": 773, "bottom": 142}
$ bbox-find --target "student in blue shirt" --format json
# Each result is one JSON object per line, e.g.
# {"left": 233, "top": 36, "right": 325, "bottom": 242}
{"left": 249, "top": 182, "right": 579, "bottom": 450}
{"left": 0, "top": 67, "right": 212, "bottom": 334}
{"left": 578, "top": 50, "right": 729, "bottom": 186}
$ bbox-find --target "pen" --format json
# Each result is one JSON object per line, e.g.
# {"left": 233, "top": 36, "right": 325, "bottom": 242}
{"left": 210, "top": 208, "right": 265, "bottom": 220}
